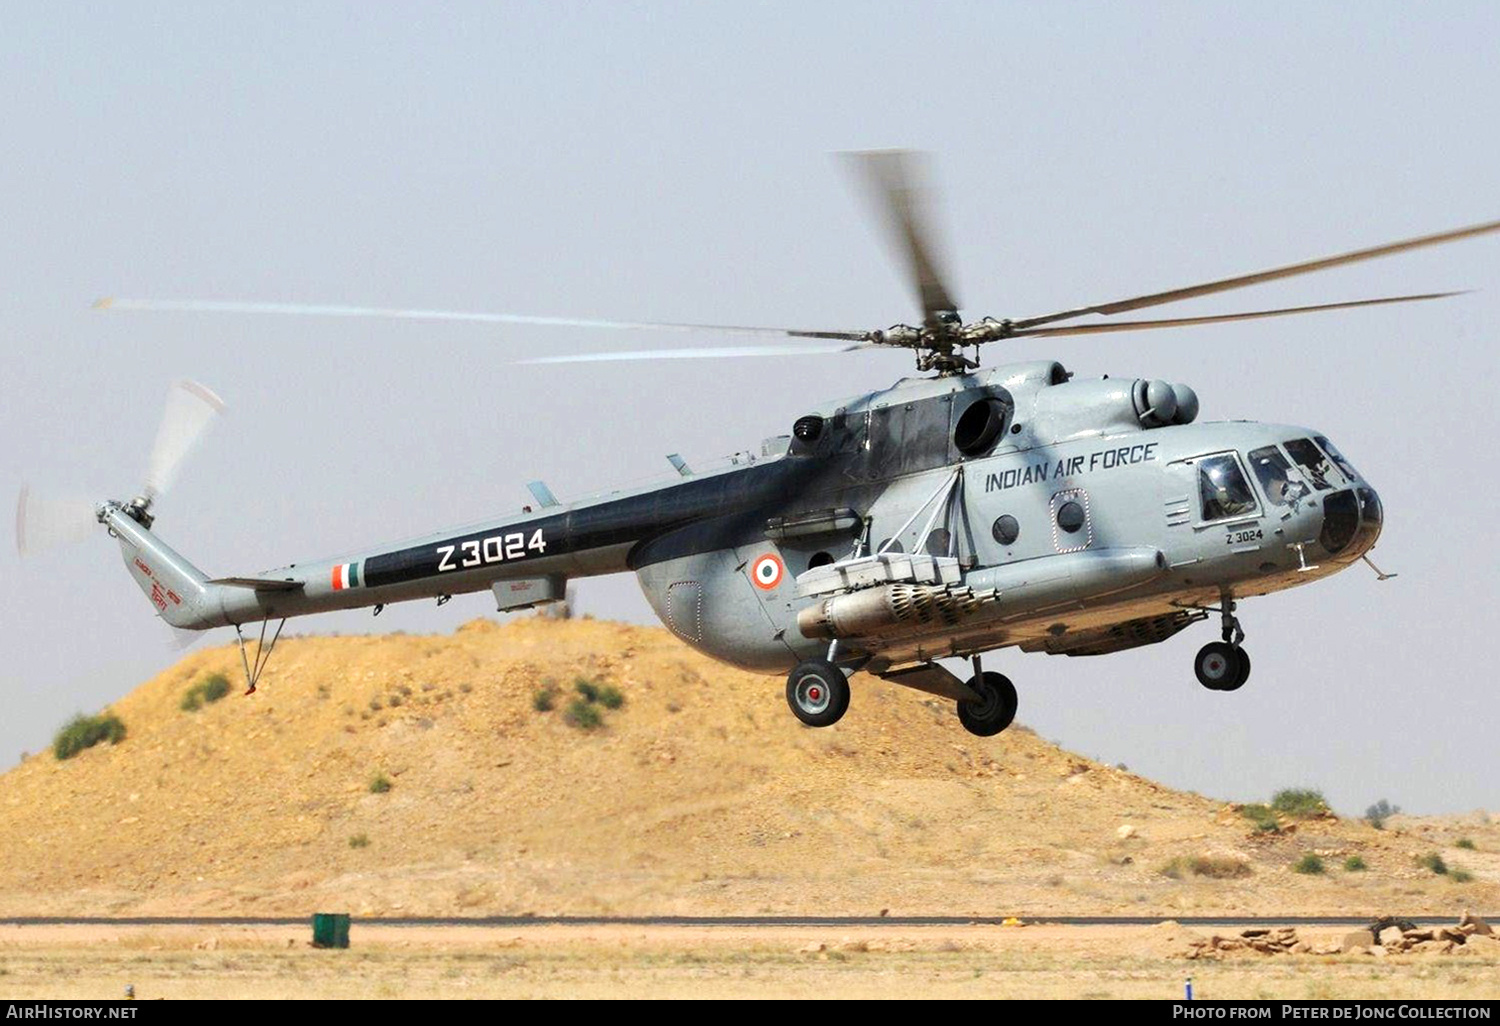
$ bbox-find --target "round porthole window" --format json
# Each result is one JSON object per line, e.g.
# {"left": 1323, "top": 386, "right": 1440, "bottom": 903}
{"left": 1056, "top": 500, "right": 1086, "bottom": 533}
{"left": 992, "top": 515, "right": 1020, "bottom": 545}
{"left": 878, "top": 538, "right": 904, "bottom": 554}
{"left": 924, "top": 528, "right": 952, "bottom": 557}
{"left": 807, "top": 551, "right": 835, "bottom": 569}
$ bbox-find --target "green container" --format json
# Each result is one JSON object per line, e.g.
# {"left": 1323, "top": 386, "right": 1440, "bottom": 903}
{"left": 311, "top": 912, "right": 351, "bottom": 949}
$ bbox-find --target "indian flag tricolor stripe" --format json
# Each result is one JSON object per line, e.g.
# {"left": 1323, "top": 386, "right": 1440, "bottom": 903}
{"left": 331, "top": 562, "right": 360, "bottom": 591}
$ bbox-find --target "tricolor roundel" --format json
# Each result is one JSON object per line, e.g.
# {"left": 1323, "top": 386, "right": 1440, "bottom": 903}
{"left": 751, "top": 552, "right": 785, "bottom": 591}
{"left": 331, "top": 562, "right": 360, "bottom": 591}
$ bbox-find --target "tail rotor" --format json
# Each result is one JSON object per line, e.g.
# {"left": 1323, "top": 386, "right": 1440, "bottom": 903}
{"left": 16, "top": 379, "right": 225, "bottom": 553}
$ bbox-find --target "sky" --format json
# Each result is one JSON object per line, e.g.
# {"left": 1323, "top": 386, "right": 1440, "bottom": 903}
{"left": 3, "top": 2, "right": 1498, "bottom": 815}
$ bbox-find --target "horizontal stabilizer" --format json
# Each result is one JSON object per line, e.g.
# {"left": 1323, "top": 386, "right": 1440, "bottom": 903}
{"left": 208, "top": 576, "right": 304, "bottom": 592}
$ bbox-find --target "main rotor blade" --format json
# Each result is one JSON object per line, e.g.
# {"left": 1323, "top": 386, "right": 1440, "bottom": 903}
{"left": 142, "top": 379, "right": 225, "bottom": 502}
{"left": 1008, "top": 291, "right": 1465, "bottom": 338}
{"left": 1011, "top": 218, "right": 1500, "bottom": 329}
{"left": 518, "top": 342, "right": 871, "bottom": 365}
{"left": 94, "top": 298, "right": 873, "bottom": 342}
{"left": 842, "top": 150, "right": 960, "bottom": 323}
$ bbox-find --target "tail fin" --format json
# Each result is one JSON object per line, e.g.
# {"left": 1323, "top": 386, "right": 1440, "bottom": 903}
{"left": 102, "top": 503, "right": 217, "bottom": 629}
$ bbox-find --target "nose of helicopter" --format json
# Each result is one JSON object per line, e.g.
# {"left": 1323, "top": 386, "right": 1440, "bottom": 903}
{"left": 1318, "top": 483, "right": 1383, "bottom": 562}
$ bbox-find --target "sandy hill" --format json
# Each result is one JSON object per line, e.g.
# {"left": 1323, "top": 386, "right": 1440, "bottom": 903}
{"left": 0, "top": 618, "right": 1494, "bottom": 918}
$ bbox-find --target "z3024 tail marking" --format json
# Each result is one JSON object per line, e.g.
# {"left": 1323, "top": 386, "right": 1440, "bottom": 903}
{"left": 436, "top": 529, "right": 547, "bottom": 572}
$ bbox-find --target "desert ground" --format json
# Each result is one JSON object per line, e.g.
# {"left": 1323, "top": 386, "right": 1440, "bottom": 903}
{"left": 1, "top": 921, "right": 1498, "bottom": 1000}
{"left": 0, "top": 617, "right": 1494, "bottom": 998}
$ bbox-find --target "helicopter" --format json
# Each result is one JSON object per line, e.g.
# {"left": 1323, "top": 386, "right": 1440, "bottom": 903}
{"left": 20, "top": 151, "right": 1499, "bottom": 736}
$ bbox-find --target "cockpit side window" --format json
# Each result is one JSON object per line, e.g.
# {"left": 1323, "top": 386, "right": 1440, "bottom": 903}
{"left": 1314, "top": 436, "right": 1360, "bottom": 483}
{"left": 1284, "top": 437, "right": 1338, "bottom": 490}
{"left": 1197, "top": 453, "right": 1258, "bottom": 522}
{"left": 1247, "top": 445, "right": 1309, "bottom": 508}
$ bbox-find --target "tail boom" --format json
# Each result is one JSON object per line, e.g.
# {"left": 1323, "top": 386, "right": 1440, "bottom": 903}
{"left": 105, "top": 454, "right": 814, "bottom": 632}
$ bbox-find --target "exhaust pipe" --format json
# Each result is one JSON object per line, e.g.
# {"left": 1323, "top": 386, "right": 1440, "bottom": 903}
{"left": 798, "top": 582, "right": 995, "bottom": 640}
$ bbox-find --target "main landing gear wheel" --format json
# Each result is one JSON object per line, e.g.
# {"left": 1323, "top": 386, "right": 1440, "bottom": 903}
{"left": 958, "top": 671, "right": 1018, "bottom": 737}
{"left": 1195, "top": 642, "right": 1251, "bottom": 691}
{"left": 786, "top": 659, "right": 850, "bottom": 727}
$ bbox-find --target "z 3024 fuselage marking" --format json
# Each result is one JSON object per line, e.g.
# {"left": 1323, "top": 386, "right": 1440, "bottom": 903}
{"left": 436, "top": 529, "right": 547, "bottom": 573}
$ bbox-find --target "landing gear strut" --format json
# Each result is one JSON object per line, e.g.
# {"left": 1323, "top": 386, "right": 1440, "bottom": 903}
{"left": 785, "top": 659, "right": 850, "bottom": 727}
{"left": 234, "top": 617, "right": 286, "bottom": 696}
{"left": 1195, "top": 595, "right": 1251, "bottom": 692}
{"left": 958, "top": 656, "right": 1019, "bottom": 736}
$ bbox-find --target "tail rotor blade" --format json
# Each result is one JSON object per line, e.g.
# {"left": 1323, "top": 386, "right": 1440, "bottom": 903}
{"left": 142, "top": 380, "right": 225, "bottom": 502}
{"left": 165, "top": 622, "right": 208, "bottom": 651}
{"left": 16, "top": 486, "right": 98, "bottom": 557}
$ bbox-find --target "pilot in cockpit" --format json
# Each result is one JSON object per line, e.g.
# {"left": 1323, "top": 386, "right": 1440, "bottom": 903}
{"left": 1248, "top": 445, "right": 1308, "bottom": 509}
{"left": 1260, "top": 459, "right": 1303, "bottom": 505}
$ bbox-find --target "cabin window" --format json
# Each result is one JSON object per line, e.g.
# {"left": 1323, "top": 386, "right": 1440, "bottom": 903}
{"left": 1283, "top": 438, "right": 1338, "bottom": 490}
{"left": 1314, "top": 435, "right": 1361, "bottom": 483}
{"left": 1049, "top": 488, "right": 1092, "bottom": 552}
{"left": 1247, "top": 446, "right": 1309, "bottom": 508}
{"left": 1055, "top": 501, "right": 1086, "bottom": 533}
{"left": 992, "top": 515, "right": 1020, "bottom": 546}
{"left": 924, "top": 528, "right": 952, "bottom": 557}
{"left": 1197, "top": 453, "right": 1258, "bottom": 522}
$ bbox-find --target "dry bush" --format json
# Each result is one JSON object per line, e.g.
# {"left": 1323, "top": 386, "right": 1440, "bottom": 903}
{"left": 1159, "top": 855, "right": 1252, "bottom": 880}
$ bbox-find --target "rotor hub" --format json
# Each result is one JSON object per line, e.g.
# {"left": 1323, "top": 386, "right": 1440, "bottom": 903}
{"left": 123, "top": 495, "right": 155, "bottom": 529}
{"left": 877, "top": 317, "right": 1009, "bottom": 375}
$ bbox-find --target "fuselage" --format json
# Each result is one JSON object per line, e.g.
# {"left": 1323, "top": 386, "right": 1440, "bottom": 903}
{"left": 109, "top": 359, "right": 1382, "bottom": 681}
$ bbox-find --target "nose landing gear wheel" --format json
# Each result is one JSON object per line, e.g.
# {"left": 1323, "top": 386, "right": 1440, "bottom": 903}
{"left": 1195, "top": 641, "right": 1250, "bottom": 691}
{"left": 1225, "top": 647, "right": 1251, "bottom": 690}
{"left": 958, "top": 671, "right": 1018, "bottom": 737}
{"left": 785, "top": 659, "right": 850, "bottom": 727}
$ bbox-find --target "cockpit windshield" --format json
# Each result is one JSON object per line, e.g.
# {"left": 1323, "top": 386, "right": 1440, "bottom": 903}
{"left": 1247, "top": 445, "right": 1310, "bottom": 508}
{"left": 1283, "top": 437, "right": 1338, "bottom": 490}
{"left": 1197, "top": 453, "right": 1258, "bottom": 522}
{"left": 1314, "top": 436, "right": 1360, "bottom": 483}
